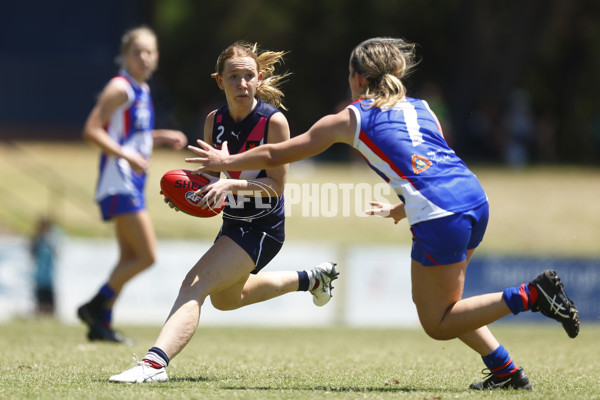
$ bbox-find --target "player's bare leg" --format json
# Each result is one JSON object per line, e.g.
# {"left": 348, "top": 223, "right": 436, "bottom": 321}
{"left": 153, "top": 236, "right": 255, "bottom": 359}
{"left": 411, "top": 256, "right": 511, "bottom": 340}
{"left": 411, "top": 251, "right": 531, "bottom": 390}
{"left": 458, "top": 326, "right": 499, "bottom": 356}
{"left": 109, "top": 239, "right": 338, "bottom": 383}
{"left": 210, "top": 271, "right": 300, "bottom": 310}
{"left": 78, "top": 210, "right": 155, "bottom": 343}
{"left": 108, "top": 211, "right": 157, "bottom": 293}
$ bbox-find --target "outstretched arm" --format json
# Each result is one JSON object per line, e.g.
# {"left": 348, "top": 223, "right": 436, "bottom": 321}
{"left": 186, "top": 108, "right": 357, "bottom": 172}
{"left": 153, "top": 129, "right": 188, "bottom": 150}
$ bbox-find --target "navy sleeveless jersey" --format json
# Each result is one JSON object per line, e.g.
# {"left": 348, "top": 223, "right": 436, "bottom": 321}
{"left": 211, "top": 99, "right": 285, "bottom": 240}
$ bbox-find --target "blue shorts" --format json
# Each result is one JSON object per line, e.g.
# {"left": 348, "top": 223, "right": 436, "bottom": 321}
{"left": 98, "top": 193, "right": 145, "bottom": 221}
{"left": 410, "top": 201, "right": 489, "bottom": 266}
{"left": 216, "top": 224, "right": 284, "bottom": 274}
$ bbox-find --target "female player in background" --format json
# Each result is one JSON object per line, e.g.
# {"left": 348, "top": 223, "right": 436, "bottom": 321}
{"left": 108, "top": 41, "right": 338, "bottom": 382}
{"left": 189, "top": 37, "right": 579, "bottom": 390}
{"left": 77, "top": 26, "right": 188, "bottom": 343}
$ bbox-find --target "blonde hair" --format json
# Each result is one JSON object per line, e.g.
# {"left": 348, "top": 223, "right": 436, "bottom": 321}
{"left": 349, "top": 37, "right": 418, "bottom": 108}
{"left": 212, "top": 41, "right": 290, "bottom": 110}
{"left": 121, "top": 25, "right": 158, "bottom": 54}
{"left": 117, "top": 25, "right": 158, "bottom": 70}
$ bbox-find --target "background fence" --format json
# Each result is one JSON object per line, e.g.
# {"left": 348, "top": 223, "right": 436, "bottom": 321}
{"left": 1, "top": 237, "right": 598, "bottom": 326}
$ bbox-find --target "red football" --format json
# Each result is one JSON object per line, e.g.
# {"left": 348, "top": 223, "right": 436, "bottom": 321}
{"left": 160, "top": 169, "right": 224, "bottom": 218}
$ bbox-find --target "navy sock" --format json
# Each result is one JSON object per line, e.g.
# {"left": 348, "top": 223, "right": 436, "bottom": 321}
{"left": 144, "top": 347, "right": 170, "bottom": 368}
{"left": 482, "top": 345, "right": 517, "bottom": 377}
{"left": 297, "top": 270, "right": 309, "bottom": 291}
{"left": 502, "top": 283, "right": 536, "bottom": 314}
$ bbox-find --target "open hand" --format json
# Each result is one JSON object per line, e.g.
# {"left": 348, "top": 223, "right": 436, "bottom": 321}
{"left": 364, "top": 201, "right": 406, "bottom": 224}
{"left": 186, "top": 140, "right": 230, "bottom": 172}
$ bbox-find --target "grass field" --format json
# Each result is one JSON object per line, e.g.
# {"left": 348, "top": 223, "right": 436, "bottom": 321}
{"left": 2, "top": 319, "right": 599, "bottom": 399}
{"left": 2, "top": 141, "right": 599, "bottom": 399}
{"left": 1, "top": 141, "right": 599, "bottom": 257}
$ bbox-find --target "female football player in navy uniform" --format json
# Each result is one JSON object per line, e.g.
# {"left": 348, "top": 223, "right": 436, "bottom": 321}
{"left": 109, "top": 42, "right": 338, "bottom": 382}
{"left": 189, "top": 37, "right": 579, "bottom": 390}
{"left": 77, "top": 26, "right": 188, "bottom": 343}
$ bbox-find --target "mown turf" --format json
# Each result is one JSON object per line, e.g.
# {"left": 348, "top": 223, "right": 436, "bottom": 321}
{"left": 2, "top": 319, "right": 599, "bottom": 399}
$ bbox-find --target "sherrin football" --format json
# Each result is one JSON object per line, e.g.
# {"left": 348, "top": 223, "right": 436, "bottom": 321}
{"left": 160, "top": 169, "right": 224, "bottom": 218}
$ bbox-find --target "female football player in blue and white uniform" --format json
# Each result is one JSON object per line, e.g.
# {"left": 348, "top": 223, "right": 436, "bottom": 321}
{"left": 78, "top": 26, "right": 187, "bottom": 343}
{"left": 190, "top": 37, "right": 579, "bottom": 391}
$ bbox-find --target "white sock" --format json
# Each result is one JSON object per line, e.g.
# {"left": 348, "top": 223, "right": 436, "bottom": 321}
{"left": 144, "top": 351, "right": 167, "bottom": 368}
{"left": 308, "top": 269, "right": 319, "bottom": 291}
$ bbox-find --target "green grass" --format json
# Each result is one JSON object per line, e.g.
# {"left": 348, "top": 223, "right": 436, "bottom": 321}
{"left": 4, "top": 142, "right": 598, "bottom": 399}
{"left": 2, "top": 319, "right": 599, "bottom": 399}
{"left": 1, "top": 141, "right": 600, "bottom": 257}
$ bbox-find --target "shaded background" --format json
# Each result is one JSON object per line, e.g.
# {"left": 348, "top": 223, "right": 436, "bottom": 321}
{"left": 1, "top": 0, "right": 599, "bottom": 165}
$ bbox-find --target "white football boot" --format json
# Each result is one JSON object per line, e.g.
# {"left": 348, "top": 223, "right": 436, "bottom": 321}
{"left": 309, "top": 262, "right": 339, "bottom": 306}
{"left": 108, "top": 361, "right": 169, "bottom": 383}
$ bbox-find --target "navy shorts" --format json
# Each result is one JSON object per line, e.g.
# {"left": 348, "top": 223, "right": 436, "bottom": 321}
{"left": 98, "top": 193, "right": 145, "bottom": 221}
{"left": 410, "top": 201, "right": 489, "bottom": 266}
{"left": 216, "top": 224, "right": 284, "bottom": 274}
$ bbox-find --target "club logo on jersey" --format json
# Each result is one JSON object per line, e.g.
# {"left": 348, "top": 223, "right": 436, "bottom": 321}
{"left": 246, "top": 141, "right": 261, "bottom": 151}
{"left": 411, "top": 155, "right": 432, "bottom": 174}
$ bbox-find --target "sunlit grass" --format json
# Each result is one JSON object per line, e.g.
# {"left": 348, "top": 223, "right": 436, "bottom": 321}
{"left": 2, "top": 319, "right": 599, "bottom": 400}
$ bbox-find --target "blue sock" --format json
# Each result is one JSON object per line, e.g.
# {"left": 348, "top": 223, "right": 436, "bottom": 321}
{"left": 88, "top": 283, "right": 116, "bottom": 311}
{"left": 102, "top": 309, "right": 112, "bottom": 328}
{"left": 297, "top": 270, "right": 309, "bottom": 291}
{"left": 502, "top": 283, "right": 532, "bottom": 314}
{"left": 482, "top": 345, "right": 517, "bottom": 377}
{"left": 99, "top": 283, "right": 116, "bottom": 300}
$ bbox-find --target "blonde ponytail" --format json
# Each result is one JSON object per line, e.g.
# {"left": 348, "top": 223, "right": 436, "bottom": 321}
{"left": 349, "top": 37, "right": 418, "bottom": 108}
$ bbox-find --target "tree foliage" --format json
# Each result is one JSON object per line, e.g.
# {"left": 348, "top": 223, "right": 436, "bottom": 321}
{"left": 151, "top": 0, "right": 600, "bottom": 163}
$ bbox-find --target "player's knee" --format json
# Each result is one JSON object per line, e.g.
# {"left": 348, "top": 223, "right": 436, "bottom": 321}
{"left": 420, "top": 322, "right": 454, "bottom": 341}
{"left": 415, "top": 305, "right": 456, "bottom": 340}
{"left": 210, "top": 285, "right": 250, "bottom": 311}
{"left": 138, "top": 249, "right": 156, "bottom": 269}
{"left": 177, "top": 274, "right": 209, "bottom": 303}
{"left": 209, "top": 296, "right": 238, "bottom": 311}
{"left": 175, "top": 283, "right": 207, "bottom": 309}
